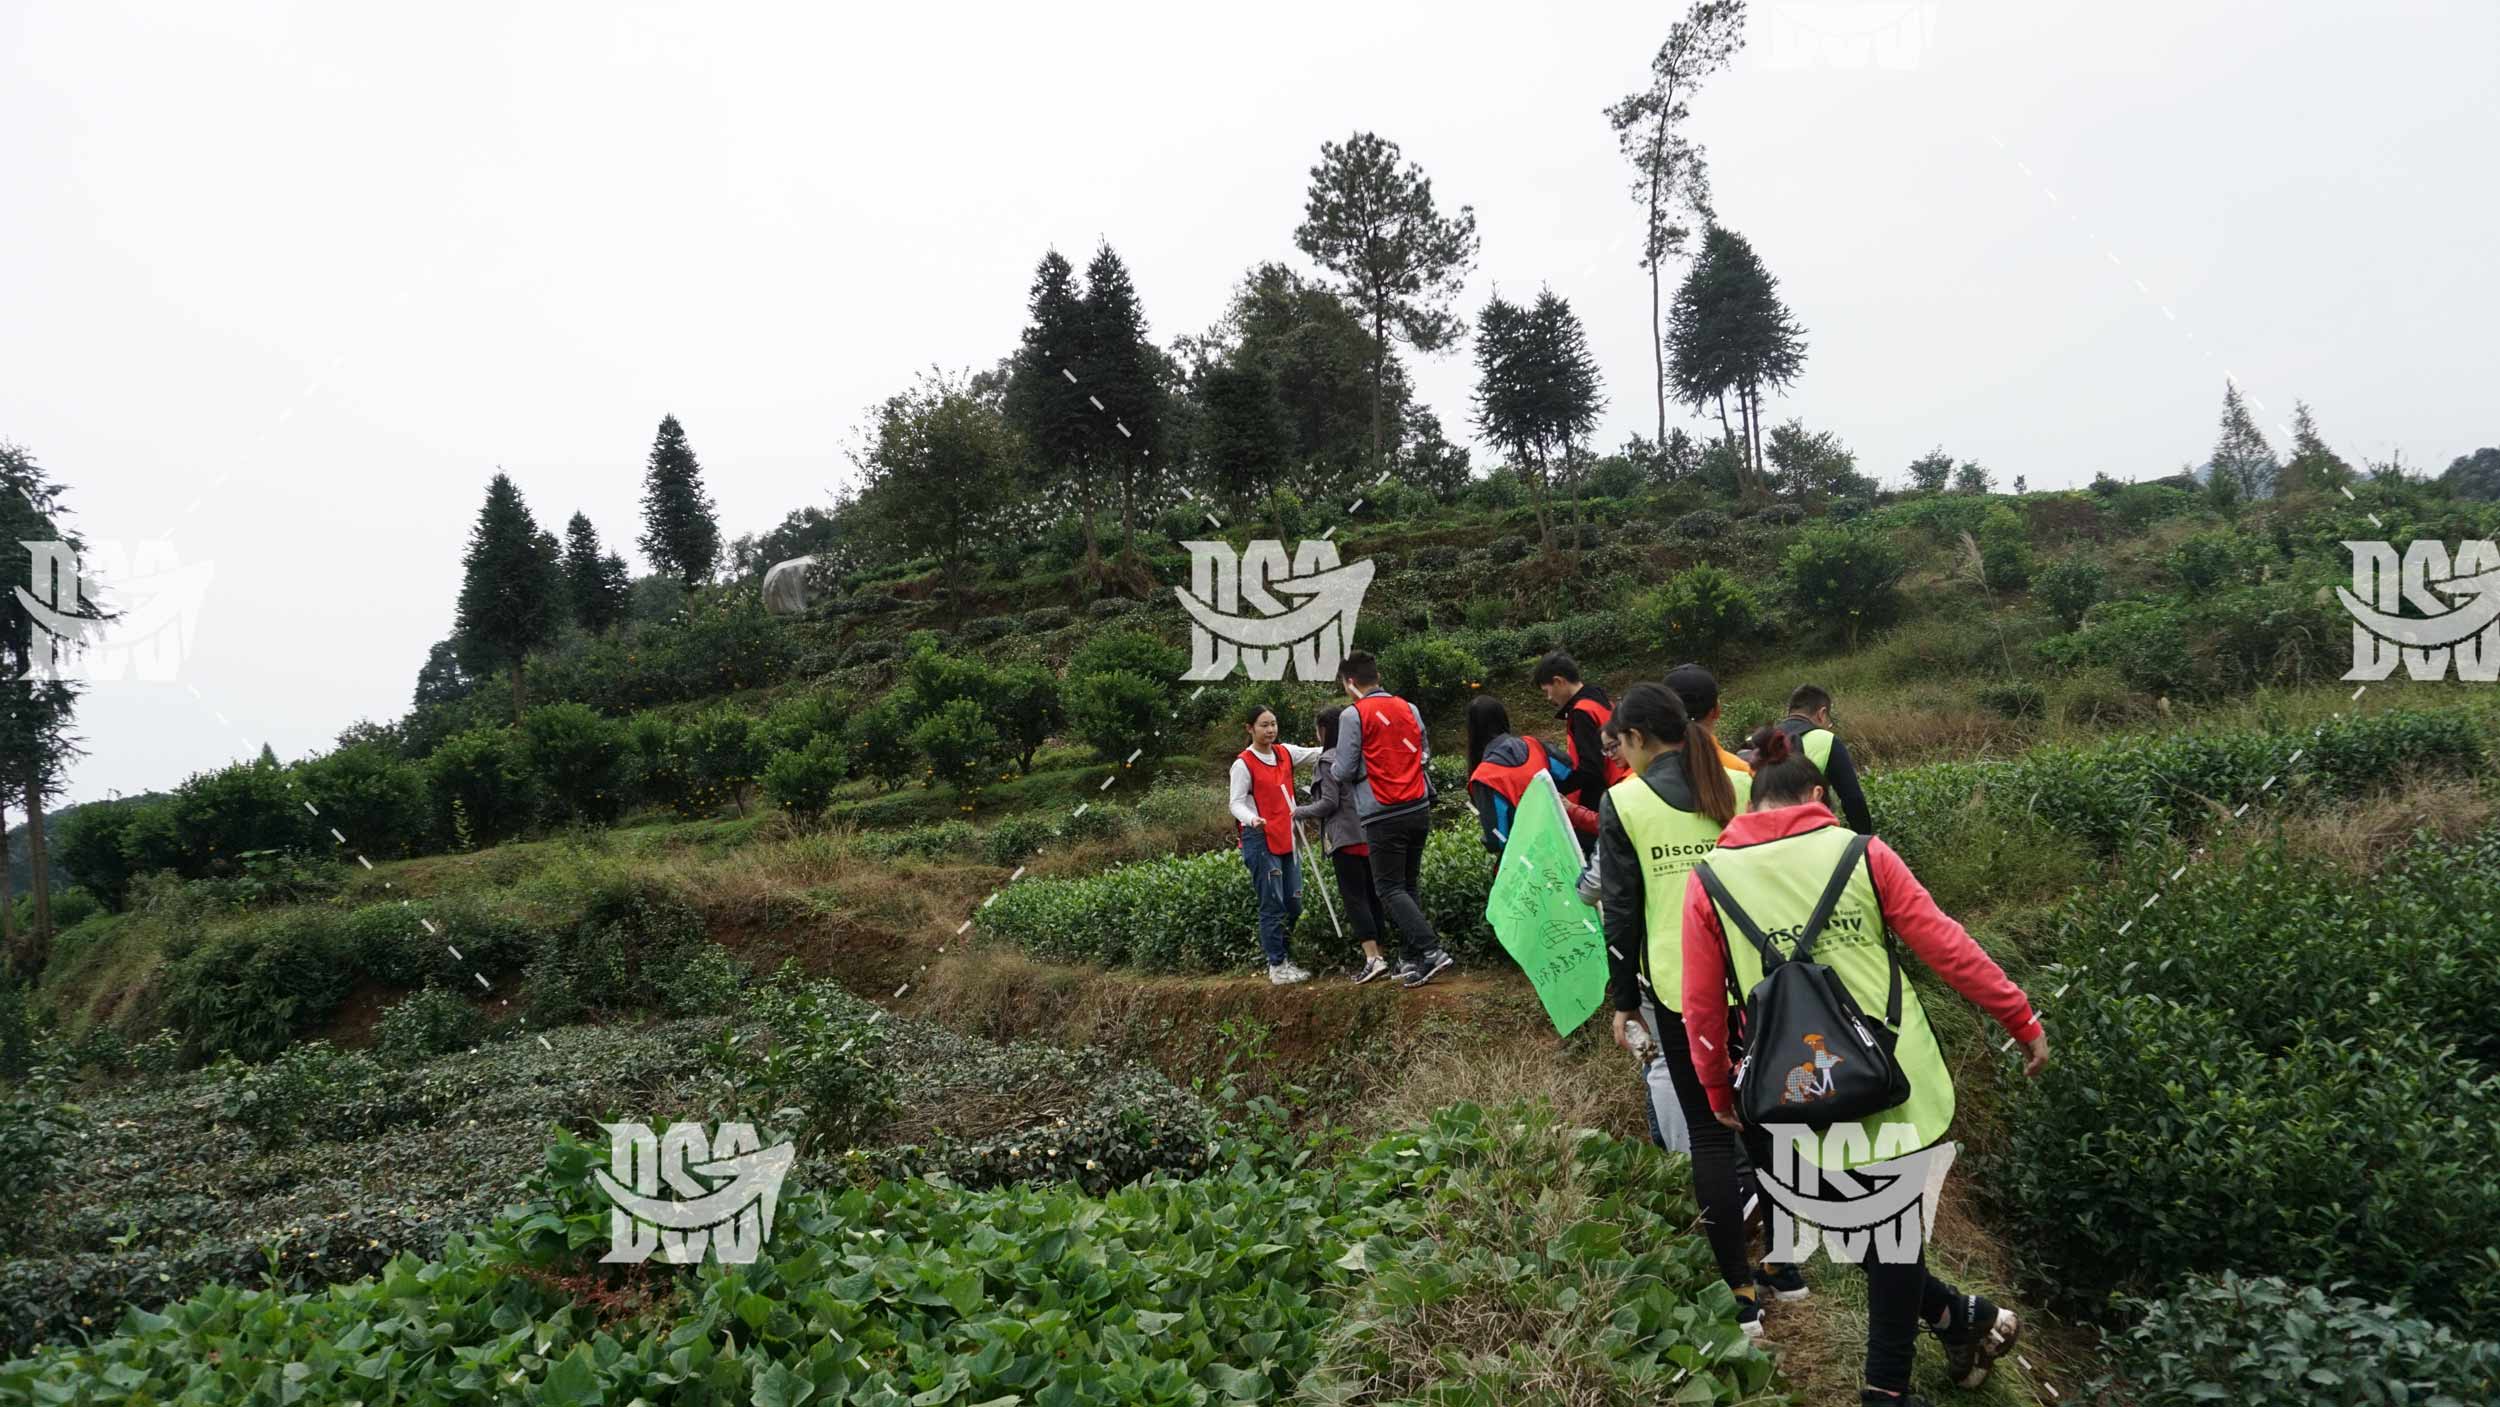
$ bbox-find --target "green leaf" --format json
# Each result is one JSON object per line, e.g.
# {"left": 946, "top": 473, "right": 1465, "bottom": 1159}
{"left": 753, "top": 1361, "right": 817, "bottom": 1407}
{"left": 541, "top": 1345, "right": 603, "bottom": 1407}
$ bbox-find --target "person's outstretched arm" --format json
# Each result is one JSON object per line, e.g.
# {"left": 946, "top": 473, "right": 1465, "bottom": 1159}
{"left": 1866, "top": 838, "right": 2040, "bottom": 1042}
{"left": 1825, "top": 735, "right": 1875, "bottom": 834}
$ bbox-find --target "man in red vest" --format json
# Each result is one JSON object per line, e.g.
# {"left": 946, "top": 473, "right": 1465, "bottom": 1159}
{"left": 1533, "top": 652, "right": 1628, "bottom": 831}
{"left": 1331, "top": 651, "right": 1454, "bottom": 988}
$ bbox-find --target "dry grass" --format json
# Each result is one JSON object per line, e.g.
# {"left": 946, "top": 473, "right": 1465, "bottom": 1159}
{"left": 1352, "top": 1015, "right": 1644, "bottom": 1144}
{"left": 2272, "top": 775, "right": 2495, "bottom": 874}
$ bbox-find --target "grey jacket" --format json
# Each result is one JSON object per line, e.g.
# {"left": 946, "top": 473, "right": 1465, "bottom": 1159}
{"left": 1330, "top": 689, "right": 1435, "bottom": 825}
{"left": 1292, "top": 749, "right": 1367, "bottom": 854}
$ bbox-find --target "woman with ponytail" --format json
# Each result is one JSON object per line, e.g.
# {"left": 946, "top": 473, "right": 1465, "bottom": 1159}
{"left": 1679, "top": 728, "right": 2050, "bottom": 1404}
{"left": 1595, "top": 682, "right": 1791, "bottom": 1335}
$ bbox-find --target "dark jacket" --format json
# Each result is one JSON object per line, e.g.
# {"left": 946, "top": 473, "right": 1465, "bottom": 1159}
{"left": 1292, "top": 748, "right": 1367, "bottom": 854}
{"left": 1552, "top": 682, "right": 1615, "bottom": 818}
{"left": 1779, "top": 715, "right": 1874, "bottom": 834}
{"left": 1597, "top": 752, "right": 1706, "bottom": 1014}
{"left": 1465, "top": 734, "right": 1582, "bottom": 853}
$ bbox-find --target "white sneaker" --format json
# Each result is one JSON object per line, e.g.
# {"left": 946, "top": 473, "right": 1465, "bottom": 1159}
{"left": 1268, "top": 962, "right": 1311, "bottom": 985}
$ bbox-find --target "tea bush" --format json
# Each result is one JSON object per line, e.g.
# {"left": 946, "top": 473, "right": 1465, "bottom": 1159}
{"left": 1378, "top": 635, "right": 1482, "bottom": 721}
{"left": 371, "top": 988, "right": 485, "bottom": 1066}
{"left": 213, "top": 1041, "right": 386, "bottom": 1149}
{"left": 1781, "top": 524, "right": 1906, "bottom": 645}
{"left": 2097, "top": 1273, "right": 2500, "bottom": 1407}
{"left": 0, "top": 1054, "right": 80, "bottom": 1250}
{"left": 161, "top": 913, "right": 360, "bottom": 1061}
{"left": 2034, "top": 555, "right": 2106, "bottom": 629}
{"left": 1642, "top": 563, "right": 1762, "bottom": 662}
{"left": 980, "top": 814, "right": 1057, "bottom": 866}
{"left": 855, "top": 819, "right": 978, "bottom": 861}
{"left": 1066, "top": 669, "right": 1169, "bottom": 763}
{"left": 520, "top": 874, "right": 714, "bottom": 1026}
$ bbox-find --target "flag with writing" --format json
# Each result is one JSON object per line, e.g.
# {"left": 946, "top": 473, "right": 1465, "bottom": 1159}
{"left": 1484, "top": 771, "right": 1606, "bottom": 1036}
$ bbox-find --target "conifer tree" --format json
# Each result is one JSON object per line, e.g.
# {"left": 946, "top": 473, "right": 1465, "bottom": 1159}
{"left": 1080, "top": 243, "right": 1168, "bottom": 560}
{"left": 561, "top": 512, "right": 630, "bottom": 634}
{"left": 2278, "top": 400, "right": 2350, "bottom": 497}
{"left": 453, "top": 472, "right": 564, "bottom": 722}
{"left": 2210, "top": 383, "right": 2280, "bottom": 500}
{"left": 1003, "top": 251, "right": 1106, "bottom": 569}
{"left": 1666, "top": 227, "right": 1806, "bottom": 492}
{"left": 638, "top": 415, "right": 720, "bottom": 586}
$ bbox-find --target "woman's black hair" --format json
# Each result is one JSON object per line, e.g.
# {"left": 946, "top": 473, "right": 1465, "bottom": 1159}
{"left": 1243, "top": 703, "right": 1277, "bottom": 730}
{"left": 1315, "top": 703, "right": 1345, "bottom": 752}
{"left": 1613, "top": 682, "right": 1738, "bottom": 825}
{"left": 1749, "top": 727, "right": 1827, "bottom": 807}
{"left": 1464, "top": 694, "right": 1513, "bottom": 773}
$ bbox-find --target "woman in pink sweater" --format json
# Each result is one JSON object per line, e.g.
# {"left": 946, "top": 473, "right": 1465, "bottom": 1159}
{"left": 1679, "top": 728, "right": 2049, "bottom": 1407}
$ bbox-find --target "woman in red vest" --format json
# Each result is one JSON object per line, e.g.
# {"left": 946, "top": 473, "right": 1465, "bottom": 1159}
{"left": 1230, "top": 705, "right": 1323, "bottom": 985}
{"left": 1462, "top": 696, "right": 1597, "bottom": 853}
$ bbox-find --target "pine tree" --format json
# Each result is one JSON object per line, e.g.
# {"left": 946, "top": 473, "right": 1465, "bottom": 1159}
{"left": 1666, "top": 227, "right": 1806, "bottom": 492}
{"left": 1194, "top": 262, "right": 1409, "bottom": 503}
{"left": 1080, "top": 242, "right": 1167, "bottom": 560}
{"left": 453, "top": 472, "right": 564, "bottom": 722}
{"left": 2277, "top": 400, "right": 2351, "bottom": 498}
{"left": 0, "top": 440, "right": 93, "bottom": 973}
{"left": 1194, "top": 362, "right": 1293, "bottom": 526}
{"left": 2210, "top": 383, "right": 2279, "bottom": 500}
{"left": 256, "top": 743, "right": 279, "bottom": 769}
{"left": 1295, "top": 132, "right": 1481, "bottom": 475}
{"left": 1606, "top": 1, "right": 1746, "bottom": 443}
{"left": 1473, "top": 289, "right": 1604, "bottom": 551}
{"left": 638, "top": 415, "right": 720, "bottom": 586}
{"left": 561, "top": 512, "right": 629, "bottom": 634}
{"left": 1002, "top": 250, "right": 1106, "bottom": 570}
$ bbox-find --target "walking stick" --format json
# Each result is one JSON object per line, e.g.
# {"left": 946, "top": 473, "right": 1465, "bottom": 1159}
{"left": 1284, "top": 782, "right": 1346, "bottom": 943}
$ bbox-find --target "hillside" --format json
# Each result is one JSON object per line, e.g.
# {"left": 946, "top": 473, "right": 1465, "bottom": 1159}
{"left": 6, "top": 474, "right": 2500, "bottom": 1406}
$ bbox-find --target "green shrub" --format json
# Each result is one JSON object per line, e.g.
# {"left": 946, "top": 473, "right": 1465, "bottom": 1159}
{"left": 1642, "top": 564, "right": 1762, "bottom": 664}
{"left": 846, "top": 695, "right": 919, "bottom": 791}
{"left": 2098, "top": 1273, "right": 2500, "bottom": 1407}
{"left": 1674, "top": 509, "right": 1731, "bottom": 540}
{"left": 2040, "top": 598, "right": 2202, "bottom": 698}
{"left": 910, "top": 696, "right": 1006, "bottom": 795}
{"left": 622, "top": 712, "right": 691, "bottom": 814}
{"left": 1976, "top": 504, "right": 2033, "bottom": 589}
{"left": 1780, "top": 524, "right": 1906, "bottom": 645}
{"left": 1066, "top": 669, "right": 1170, "bottom": 763}
{"left": 2168, "top": 528, "right": 2261, "bottom": 591}
{"left": 678, "top": 706, "right": 767, "bottom": 814}
{"left": 2033, "top": 555, "right": 2106, "bottom": 629}
{"left": 657, "top": 945, "right": 745, "bottom": 1016}
{"left": 1378, "top": 636, "right": 1482, "bottom": 721}
{"left": 1060, "top": 803, "right": 1131, "bottom": 845}
{"left": 425, "top": 726, "right": 537, "bottom": 848}
{"left": 158, "top": 761, "right": 323, "bottom": 879}
{"left": 757, "top": 689, "right": 850, "bottom": 755}
{"left": 517, "top": 702, "right": 627, "bottom": 825}
{"left": 1067, "top": 628, "right": 1185, "bottom": 687}
{"left": 1019, "top": 605, "right": 1073, "bottom": 633}
{"left": 992, "top": 664, "right": 1063, "bottom": 774}
{"left": 215, "top": 1042, "right": 384, "bottom": 1150}
{"left": 373, "top": 988, "right": 486, "bottom": 1066}
{"left": 162, "top": 914, "right": 361, "bottom": 1061}
{"left": 520, "top": 875, "right": 711, "bottom": 1026}
{"left": 1488, "top": 533, "right": 1531, "bottom": 564}
{"left": 980, "top": 815, "right": 1057, "bottom": 867}
{"left": 761, "top": 737, "right": 849, "bottom": 818}
{"left": 1461, "top": 595, "right": 1507, "bottom": 630}
{"left": 0, "top": 1056, "right": 81, "bottom": 1250}
{"left": 714, "top": 977, "right": 897, "bottom": 1152}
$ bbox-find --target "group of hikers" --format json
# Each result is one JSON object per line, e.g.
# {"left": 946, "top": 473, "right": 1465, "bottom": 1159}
{"left": 1226, "top": 651, "right": 2052, "bottom": 1407}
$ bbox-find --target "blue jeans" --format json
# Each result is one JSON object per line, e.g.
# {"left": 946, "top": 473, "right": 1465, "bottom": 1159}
{"left": 1240, "top": 831, "right": 1302, "bottom": 966}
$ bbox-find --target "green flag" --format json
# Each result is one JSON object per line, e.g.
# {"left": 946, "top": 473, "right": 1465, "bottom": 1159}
{"left": 1484, "top": 771, "right": 1607, "bottom": 1036}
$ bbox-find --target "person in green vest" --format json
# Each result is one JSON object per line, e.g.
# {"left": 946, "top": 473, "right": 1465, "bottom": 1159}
{"left": 1777, "top": 684, "right": 1873, "bottom": 833}
{"left": 1679, "top": 727, "right": 2050, "bottom": 1405}
{"left": 1596, "top": 683, "right": 1801, "bottom": 1335}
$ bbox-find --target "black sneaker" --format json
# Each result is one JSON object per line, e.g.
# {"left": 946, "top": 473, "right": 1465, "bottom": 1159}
{"left": 1399, "top": 949, "right": 1454, "bottom": 988}
{"left": 1858, "top": 1390, "right": 1931, "bottom": 1407}
{"left": 1756, "top": 1262, "right": 1810, "bottom": 1301}
{"left": 1732, "top": 1283, "right": 1766, "bottom": 1340}
{"left": 1351, "top": 955, "right": 1391, "bottom": 985}
{"left": 1939, "top": 1294, "right": 2020, "bottom": 1389}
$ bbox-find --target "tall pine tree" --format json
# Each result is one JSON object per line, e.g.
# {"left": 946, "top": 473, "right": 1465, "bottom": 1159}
{"left": 1080, "top": 242, "right": 1167, "bottom": 561}
{"left": 1666, "top": 226, "right": 1806, "bottom": 493}
{"left": 1193, "top": 361, "right": 1293, "bottom": 529}
{"left": 2277, "top": 400, "right": 2350, "bottom": 498}
{"left": 1295, "top": 132, "right": 1481, "bottom": 475}
{"left": 638, "top": 415, "right": 720, "bottom": 586}
{"left": 453, "top": 472, "right": 564, "bottom": 722}
{"left": 1002, "top": 250, "right": 1106, "bottom": 571}
{"left": 1473, "top": 289, "right": 1604, "bottom": 551}
{"left": 2209, "top": 383, "right": 2280, "bottom": 500}
{"left": 0, "top": 441, "right": 94, "bottom": 974}
{"left": 561, "top": 512, "right": 629, "bottom": 634}
{"left": 1606, "top": 0, "right": 1746, "bottom": 443}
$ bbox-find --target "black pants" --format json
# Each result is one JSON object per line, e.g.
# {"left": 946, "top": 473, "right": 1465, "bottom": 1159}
{"left": 1360, "top": 809, "right": 1438, "bottom": 966}
{"left": 1328, "top": 849, "right": 1385, "bottom": 944}
{"left": 1861, "top": 1243, "right": 1958, "bottom": 1393}
{"left": 1650, "top": 1007, "right": 1757, "bottom": 1291}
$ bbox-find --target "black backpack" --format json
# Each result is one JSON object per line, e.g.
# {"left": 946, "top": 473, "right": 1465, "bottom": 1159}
{"left": 1694, "top": 834, "right": 1911, "bottom": 1130}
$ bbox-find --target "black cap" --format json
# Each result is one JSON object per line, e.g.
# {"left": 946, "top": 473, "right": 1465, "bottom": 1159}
{"left": 1664, "top": 662, "right": 1719, "bottom": 720}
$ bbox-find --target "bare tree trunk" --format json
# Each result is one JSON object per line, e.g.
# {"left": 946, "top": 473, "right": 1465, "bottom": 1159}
{"left": 510, "top": 660, "right": 526, "bottom": 724}
{"left": 1647, "top": 95, "right": 1673, "bottom": 445}
{"left": 1370, "top": 305, "right": 1388, "bottom": 477}
{"left": 22, "top": 757, "right": 50, "bottom": 976}
{"left": 1, "top": 801, "right": 16, "bottom": 963}
{"left": 1743, "top": 385, "right": 1766, "bottom": 493}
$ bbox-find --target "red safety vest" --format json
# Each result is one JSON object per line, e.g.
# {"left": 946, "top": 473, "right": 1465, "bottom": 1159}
{"left": 1237, "top": 746, "right": 1296, "bottom": 855}
{"left": 1352, "top": 693, "right": 1429, "bottom": 806}
{"left": 1568, "top": 695, "right": 1630, "bottom": 786}
{"left": 1468, "top": 734, "right": 1554, "bottom": 806}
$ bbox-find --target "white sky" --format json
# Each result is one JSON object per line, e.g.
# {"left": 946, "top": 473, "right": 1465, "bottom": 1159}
{"left": 5, "top": 0, "right": 2494, "bottom": 808}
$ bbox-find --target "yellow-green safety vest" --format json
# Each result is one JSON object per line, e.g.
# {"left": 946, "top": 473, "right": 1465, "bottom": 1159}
{"left": 1609, "top": 767, "right": 1750, "bottom": 1013}
{"left": 1796, "top": 724, "right": 1835, "bottom": 772}
{"left": 1701, "top": 823, "right": 1953, "bottom": 1169}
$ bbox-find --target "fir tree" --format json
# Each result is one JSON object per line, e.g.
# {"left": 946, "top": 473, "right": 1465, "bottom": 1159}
{"left": 453, "top": 472, "right": 564, "bottom": 722}
{"left": 1002, "top": 250, "right": 1105, "bottom": 569}
{"left": 1080, "top": 242, "right": 1168, "bottom": 560}
{"left": 1295, "top": 132, "right": 1481, "bottom": 474}
{"left": 1194, "top": 361, "right": 1292, "bottom": 526}
{"left": 2277, "top": 400, "right": 2351, "bottom": 497}
{"left": 1473, "top": 288, "right": 1605, "bottom": 550}
{"left": 638, "top": 415, "right": 720, "bottom": 585}
{"left": 561, "top": 512, "right": 629, "bottom": 634}
{"left": 2210, "top": 383, "right": 2280, "bottom": 500}
{"left": 1667, "top": 227, "right": 1806, "bottom": 492}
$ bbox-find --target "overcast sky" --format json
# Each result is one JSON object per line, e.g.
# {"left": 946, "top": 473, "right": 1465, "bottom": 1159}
{"left": 5, "top": 0, "right": 2494, "bottom": 809}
